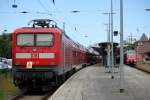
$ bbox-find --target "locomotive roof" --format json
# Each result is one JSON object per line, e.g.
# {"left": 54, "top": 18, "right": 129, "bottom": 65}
{"left": 14, "top": 27, "right": 61, "bottom": 33}
{"left": 14, "top": 26, "right": 87, "bottom": 52}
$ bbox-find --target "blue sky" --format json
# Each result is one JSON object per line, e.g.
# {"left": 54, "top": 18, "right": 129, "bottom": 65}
{"left": 0, "top": 0, "right": 150, "bottom": 46}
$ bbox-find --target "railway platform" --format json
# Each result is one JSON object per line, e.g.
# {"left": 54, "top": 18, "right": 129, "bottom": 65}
{"left": 49, "top": 64, "right": 150, "bottom": 100}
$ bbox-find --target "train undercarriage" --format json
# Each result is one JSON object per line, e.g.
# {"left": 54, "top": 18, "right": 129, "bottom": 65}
{"left": 13, "top": 67, "right": 75, "bottom": 91}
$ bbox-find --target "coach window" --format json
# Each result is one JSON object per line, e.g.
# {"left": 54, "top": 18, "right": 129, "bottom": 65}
{"left": 36, "top": 34, "right": 54, "bottom": 46}
{"left": 17, "top": 34, "right": 34, "bottom": 46}
{"left": 73, "top": 51, "right": 76, "bottom": 57}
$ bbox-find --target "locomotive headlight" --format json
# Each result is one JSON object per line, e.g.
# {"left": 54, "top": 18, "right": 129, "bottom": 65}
{"left": 49, "top": 62, "right": 56, "bottom": 65}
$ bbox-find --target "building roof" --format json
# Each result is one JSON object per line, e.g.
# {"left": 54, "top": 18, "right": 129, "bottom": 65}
{"left": 139, "top": 33, "right": 149, "bottom": 42}
{"left": 137, "top": 42, "right": 150, "bottom": 54}
{"left": 98, "top": 42, "right": 118, "bottom": 47}
{"left": 136, "top": 34, "right": 150, "bottom": 54}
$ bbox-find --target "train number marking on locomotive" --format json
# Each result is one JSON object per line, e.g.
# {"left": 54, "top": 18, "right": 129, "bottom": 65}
{"left": 31, "top": 53, "right": 39, "bottom": 58}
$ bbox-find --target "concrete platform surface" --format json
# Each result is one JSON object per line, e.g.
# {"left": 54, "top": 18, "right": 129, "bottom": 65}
{"left": 49, "top": 65, "right": 150, "bottom": 100}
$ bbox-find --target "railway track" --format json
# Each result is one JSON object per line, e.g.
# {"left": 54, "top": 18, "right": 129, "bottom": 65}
{"left": 133, "top": 65, "right": 150, "bottom": 74}
{"left": 11, "top": 90, "right": 54, "bottom": 100}
{"left": 127, "top": 64, "right": 150, "bottom": 74}
{"left": 10, "top": 65, "right": 89, "bottom": 100}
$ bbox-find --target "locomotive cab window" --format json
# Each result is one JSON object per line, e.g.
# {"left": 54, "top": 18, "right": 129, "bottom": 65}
{"left": 36, "top": 34, "right": 54, "bottom": 46}
{"left": 128, "top": 51, "right": 136, "bottom": 56}
{"left": 17, "top": 34, "right": 34, "bottom": 46}
{"left": 17, "top": 33, "right": 54, "bottom": 46}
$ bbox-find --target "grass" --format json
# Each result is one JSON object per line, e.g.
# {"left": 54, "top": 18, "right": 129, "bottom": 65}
{"left": 0, "top": 91, "right": 4, "bottom": 100}
{"left": 0, "top": 71, "right": 18, "bottom": 100}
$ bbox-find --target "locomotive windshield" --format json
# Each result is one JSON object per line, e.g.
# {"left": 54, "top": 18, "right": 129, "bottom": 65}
{"left": 36, "top": 34, "right": 53, "bottom": 46}
{"left": 17, "top": 33, "right": 54, "bottom": 46}
{"left": 17, "top": 34, "right": 34, "bottom": 46}
{"left": 128, "top": 50, "right": 136, "bottom": 56}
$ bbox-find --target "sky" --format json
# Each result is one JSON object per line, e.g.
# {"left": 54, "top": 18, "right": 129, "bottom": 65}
{"left": 0, "top": 0, "right": 150, "bottom": 47}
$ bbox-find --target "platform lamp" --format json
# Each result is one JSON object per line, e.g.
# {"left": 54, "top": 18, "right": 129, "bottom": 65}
{"left": 12, "top": 0, "right": 17, "bottom": 8}
{"left": 145, "top": 8, "right": 150, "bottom": 11}
{"left": 114, "top": 31, "right": 118, "bottom": 36}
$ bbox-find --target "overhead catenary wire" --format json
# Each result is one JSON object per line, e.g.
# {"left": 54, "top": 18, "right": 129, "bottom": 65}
{"left": 0, "top": 9, "right": 120, "bottom": 15}
{"left": 37, "top": 0, "right": 51, "bottom": 14}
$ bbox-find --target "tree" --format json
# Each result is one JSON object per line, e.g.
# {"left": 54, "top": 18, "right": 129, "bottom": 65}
{"left": 125, "top": 43, "right": 136, "bottom": 50}
{"left": 0, "top": 33, "right": 12, "bottom": 58}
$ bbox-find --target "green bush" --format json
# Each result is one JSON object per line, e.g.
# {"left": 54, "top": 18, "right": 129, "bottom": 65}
{"left": 0, "top": 90, "right": 4, "bottom": 100}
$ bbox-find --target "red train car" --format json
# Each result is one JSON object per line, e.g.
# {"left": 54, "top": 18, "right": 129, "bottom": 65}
{"left": 124, "top": 50, "right": 137, "bottom": 66}
{"left": 12, "top": 19, "right": 88, "bottom": 90}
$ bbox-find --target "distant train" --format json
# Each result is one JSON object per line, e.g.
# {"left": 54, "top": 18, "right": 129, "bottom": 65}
{"left": 12, "top": 19, "right": 98, "bottom": 91}
{"left": 124, "top": 50, "right": 137, "bottom": 66}
{"left": 87, "top": 47, "right": 100, "bottom": 65}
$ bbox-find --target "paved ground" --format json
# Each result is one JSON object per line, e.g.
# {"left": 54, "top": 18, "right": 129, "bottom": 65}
{"left": 49, "top": 64, "right": 150, "bottom": 100}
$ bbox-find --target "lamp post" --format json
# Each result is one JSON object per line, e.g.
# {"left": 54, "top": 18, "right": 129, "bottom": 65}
{"left": 103, "top": 1, "right": 115, "bottom": 78}
{"left": 104, "top": 23, "right": 111, "bottom": 72}
{"left": 119, "top": 0, "right": 125, "bottom": 93}
{"left": 110, "top": 0, "right": 115, "bottom": 79}
{"left": 104, "top": 12, "right": 111, "bottom": 72}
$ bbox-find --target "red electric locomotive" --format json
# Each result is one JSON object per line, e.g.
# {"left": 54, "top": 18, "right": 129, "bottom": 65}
{"left": 124, "top": 50, "right": 137, "bottom": 66}
{"left": 12, "top": 19, "right": 88, "bottom": 90}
